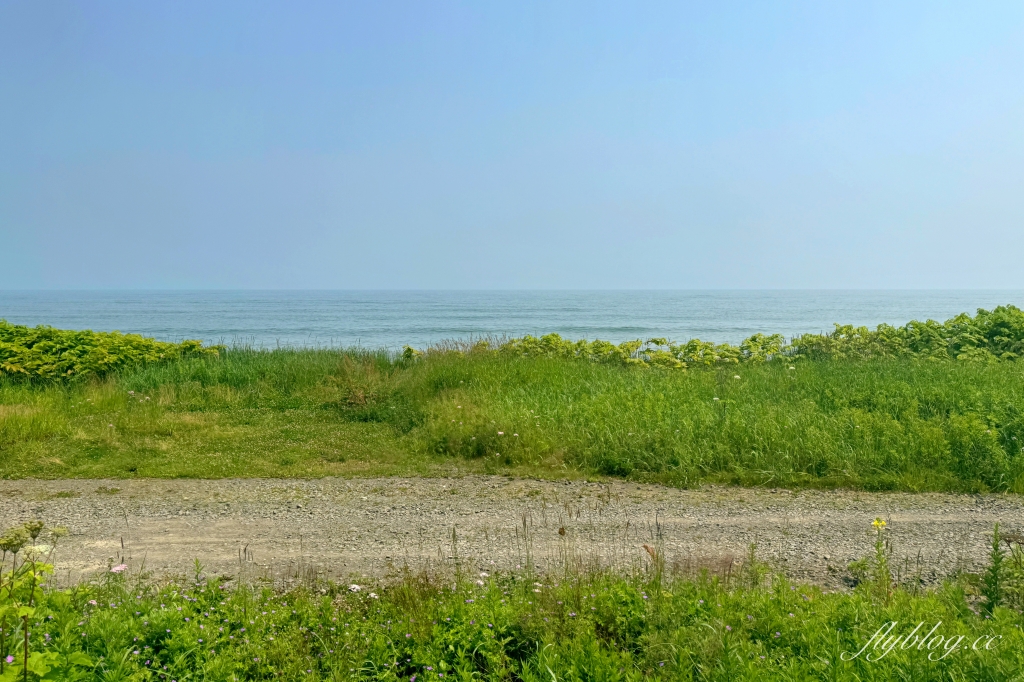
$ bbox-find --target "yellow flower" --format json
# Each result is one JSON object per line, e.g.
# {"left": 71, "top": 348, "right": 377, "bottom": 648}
{"left": 872, "top": 518, "right": 886, "bottom": 529}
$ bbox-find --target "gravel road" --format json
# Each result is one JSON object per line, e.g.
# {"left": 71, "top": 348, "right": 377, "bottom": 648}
{"left": 2, "top": 477, "right": 1021, "bottom": 589}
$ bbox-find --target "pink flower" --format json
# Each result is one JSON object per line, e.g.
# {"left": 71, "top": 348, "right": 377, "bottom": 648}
{"left": 110, "top": 564, "right": 128, "bottom": 574}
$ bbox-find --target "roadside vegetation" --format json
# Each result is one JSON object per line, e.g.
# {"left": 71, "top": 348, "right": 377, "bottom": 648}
{"left": 1, "top": 519, "right": 1023, "bottom": 681}
{"left": 2, "top": 307, "right": 1024, "bottom": 491}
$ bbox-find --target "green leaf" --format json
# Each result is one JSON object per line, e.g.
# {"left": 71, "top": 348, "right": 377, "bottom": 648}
{"left": 68, "top": 651, "right": 93, "bottom": 667}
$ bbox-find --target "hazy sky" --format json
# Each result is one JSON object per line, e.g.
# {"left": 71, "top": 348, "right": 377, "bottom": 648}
{"left": 2, "top": 2, "right": 1023, "bottom": 289}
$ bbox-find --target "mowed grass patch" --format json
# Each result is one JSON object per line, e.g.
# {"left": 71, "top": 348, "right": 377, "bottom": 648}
{"left": 0, "top": 356, "right": 444, "bottom": 478}
{"left": 0, "top": 408, "right": 421, "bottom": 478}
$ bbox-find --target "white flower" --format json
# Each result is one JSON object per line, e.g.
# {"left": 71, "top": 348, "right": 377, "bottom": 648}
{"left": 476, "top": 580, "right": 485, "bottom": 586}
{"left": 733, "top": 375, "right": 740, "bottom": 380}
{"left": 368, "top": 593, "right": 379, "bottom": 599}
{"left": 348, "top": 584, "right": 361, "bottom": 592}
{"left": 479, "top": 572, "right": 489, "bottom": 577}
{"left": 788, "top": 366, "right": 795, "bottom": 370}
{"left": 713, "top": 397, "right": 720, "bottom": 401}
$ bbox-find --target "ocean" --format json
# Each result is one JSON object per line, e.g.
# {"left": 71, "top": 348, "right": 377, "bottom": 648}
{"left": 2, "top": 290, "right": 1022, "bottom": 350}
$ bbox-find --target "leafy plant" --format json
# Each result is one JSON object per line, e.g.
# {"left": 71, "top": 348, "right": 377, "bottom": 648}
{"left": 0, "top": 321, "right": 221, "bottom": 381}
{"left": 0, "top": 521, "right": 89, "bottom": 681}
{"left": 439, "top": 305, "right": 1024, "bottom": 371}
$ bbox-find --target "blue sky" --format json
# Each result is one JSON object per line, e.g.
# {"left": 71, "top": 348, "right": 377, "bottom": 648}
{"left": 2, "top": 1, "right": 1023, "bottom": 289}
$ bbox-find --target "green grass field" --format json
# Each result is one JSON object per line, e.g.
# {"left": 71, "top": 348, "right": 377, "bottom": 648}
{"left": 3, "top": 345, "right": 1024, "bottom": 492}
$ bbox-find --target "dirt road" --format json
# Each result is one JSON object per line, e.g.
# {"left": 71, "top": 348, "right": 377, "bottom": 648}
{"left": 2, "top": 477, "right": 1021, "bottom": 588}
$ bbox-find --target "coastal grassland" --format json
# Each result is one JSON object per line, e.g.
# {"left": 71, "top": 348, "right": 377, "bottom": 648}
{"left": 2, "top": 521, "right": 1023, "bottom": 681}
{"left": 0, "top": 349, "right": 428, "bottom": 478}
{"left": 3, "top": 346, "right": 1024, "bottom": 492}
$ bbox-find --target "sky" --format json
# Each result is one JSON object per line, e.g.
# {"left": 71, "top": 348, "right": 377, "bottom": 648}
{"left": 2, "top": 1, "right": 1023, "bottom": 290}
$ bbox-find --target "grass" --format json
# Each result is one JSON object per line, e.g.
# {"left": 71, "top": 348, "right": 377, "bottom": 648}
{"left": 3, "top": 347, "right": 1024, "bottom": 491}
{"left": 3, "top": 525, "right": 1024, "bottom": 681}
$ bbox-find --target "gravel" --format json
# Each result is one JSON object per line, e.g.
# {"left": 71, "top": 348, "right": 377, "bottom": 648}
{"left": 2, "top": 476, "right": 1021, "bottom": 589}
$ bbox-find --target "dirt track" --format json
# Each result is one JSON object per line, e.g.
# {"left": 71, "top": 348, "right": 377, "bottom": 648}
{"left": 2, "top": 477, "right": 1022, "bottom": 588}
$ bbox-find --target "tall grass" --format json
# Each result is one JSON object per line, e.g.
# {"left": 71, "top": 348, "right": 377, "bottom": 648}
{"left": 3, "top": 346, "right": 1024, "bottom": 491}
{"left": 395, "top": 352, "right": 1024, "bottom": 491}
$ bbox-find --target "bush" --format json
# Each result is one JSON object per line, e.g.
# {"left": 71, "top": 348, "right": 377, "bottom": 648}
{"left": 0, "top": 321, "right": 221, "bottom": 381}
{"left": 490, "top": 306, "right": 1024, "bottom": 370}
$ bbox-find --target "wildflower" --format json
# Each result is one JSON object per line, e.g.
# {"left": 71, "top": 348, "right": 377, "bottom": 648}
{"left": 480, "top": 572, "right": 489, "bottom": 577}
{"left": 498, "top": 431, "right": 504, "bottom": 435}
{"left": 110, "top": 563, "right": 128, "bottom": 574}
{"left": 5, "top": 656, "right": 13, "bottom": 664}
{"left": 88, "top": 600, "right": 97, "bottom": 606}
{"left": 369, "top": 592, "right": 379, "bottom": 599}
{"left": 788, "top": 366, "right": 795, "bottom": 370}
{"left": 733, "top": 375, "right": 740, "bottom": 379}
{"left": 349, "top": 584, "right": 361, "bottom": 592}
{"left": 713, "top": 397, "right": 719, "bottom": 401}
{"left": 872, "top": 518, "right": 886, "bottom": 529}
{"left": 725, "top": 625, "right": 731, "bottom": 631}
{"left": 475, "top": 580, "right": 484, "bottom": 586}
{"left": 405, "top": 633, "right": 411, "bottom": 638}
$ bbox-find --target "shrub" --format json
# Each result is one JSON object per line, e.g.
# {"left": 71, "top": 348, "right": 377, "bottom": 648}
{"left": 488, "top": 305, "right": 1024, "bottom": 370}
{"left": 0, "top": 321, "right": 221, "bottom": 381}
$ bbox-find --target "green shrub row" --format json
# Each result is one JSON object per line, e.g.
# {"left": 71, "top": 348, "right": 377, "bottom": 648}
{"left": 492, "top": 305, "right": 1024, "bottom": 368}
{"left": 0, "top": 321, "right": 221, "bottom": 381}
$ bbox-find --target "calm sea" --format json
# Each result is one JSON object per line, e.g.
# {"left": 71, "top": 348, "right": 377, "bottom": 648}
{"left": 1, "top": 290, "right": 1022, "bottom": 350}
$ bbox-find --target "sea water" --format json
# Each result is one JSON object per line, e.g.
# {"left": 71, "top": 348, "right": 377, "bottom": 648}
{"left": 2, "top": 290, "right": 1022, "bottom": 350}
